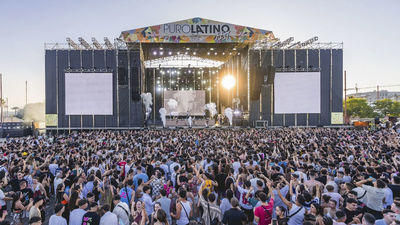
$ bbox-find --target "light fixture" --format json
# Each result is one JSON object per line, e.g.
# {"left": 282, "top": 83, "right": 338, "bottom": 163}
{"left": 207, "top": 52, "right": 210, "bottom": 55}
{"left": 185, "top": 52, "right": 188, "bottom": 55}
{"left": 159, "top": 47, "right": 163, "bottom": 50}
{"left": 159, "top": 51, "right": 164, "bottom": 55}
{"left": 153, "top": 51, "right": 157, "bottom": 55}
{"left": 193, "top": 52, "right": 196, "bottom": 55}
{"left": 214, "top": 52, "right": 217, "bottom": 55}
{"left": 222, "top": 75, "right": 235, "bottom": 90}
{"left": 210, "top": 48, "right": 214, "bottom": 51}
{"left": 168, "top": 51, "right": 172, "bottom": 55}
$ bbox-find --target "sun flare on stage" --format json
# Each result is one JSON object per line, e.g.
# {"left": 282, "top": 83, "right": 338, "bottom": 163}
{"left": 221, "top": 75, "right": 235, "bottom": 90}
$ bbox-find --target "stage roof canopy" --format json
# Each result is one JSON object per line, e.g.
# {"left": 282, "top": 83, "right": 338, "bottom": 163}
{"left": 120, "top": 17, "right": 275, "bottom": 44}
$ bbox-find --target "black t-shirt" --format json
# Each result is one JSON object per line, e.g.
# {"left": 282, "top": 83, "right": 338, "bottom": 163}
{"left": 222, "top": 208, "right": 247, "bottom": 225}
{"left": 389, "top": 184, "right": 400, "bottom": 198}
{"left": 10, "top": 178, "right": 26, "bottom": 192}
{"left": 344, "top": 208, "right": 361, "bottom": 224}
{"left": 316, "top": 176, "right": 327, "bottom": 185}
{"left": 216, "top": 173, "right": 227, "bottom": 192}
{"left": 82, "top": 211, "right": 100, "bottom": 225}
{"left": 21, "top": 188, "right": 33, "bottom": 206}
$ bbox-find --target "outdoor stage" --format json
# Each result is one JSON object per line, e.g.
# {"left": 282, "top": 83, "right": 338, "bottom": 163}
{"left": 45, "top": 17, "right": 343, "bottom": 130}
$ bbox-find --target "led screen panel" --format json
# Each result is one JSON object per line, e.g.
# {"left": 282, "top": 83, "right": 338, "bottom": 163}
{"left": 274, "top": 72, "right": 320, "bottom": 114}
{"left": 65, "top": 73, "right": 113, "bottom": 115}
{"left": 164, "top": 90, "right": 206, "bottom": 116}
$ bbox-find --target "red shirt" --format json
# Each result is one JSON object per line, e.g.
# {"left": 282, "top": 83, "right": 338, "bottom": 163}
{"left": 254, "top": 198, "right": 274, "bottom": 225}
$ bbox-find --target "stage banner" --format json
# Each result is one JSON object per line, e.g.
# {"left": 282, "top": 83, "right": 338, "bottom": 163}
{"left": 45, "top": 114, "right": 58, "bottom": 126}
{"left": 120, "top": 17, "right": 274, "bottom": 43}
{"left": 331, "top": 112, "right": 344, "bottom": 124}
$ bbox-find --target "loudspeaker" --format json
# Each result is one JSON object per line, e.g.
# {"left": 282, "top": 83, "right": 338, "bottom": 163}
{"left": 266, "top": 66, "right": 275, "bottom": 85}
{"left": 250, "top": 65, "right": 264, "bottom": 100}
{"left": 131, "top": 67, "right": 141, "bottom": 101}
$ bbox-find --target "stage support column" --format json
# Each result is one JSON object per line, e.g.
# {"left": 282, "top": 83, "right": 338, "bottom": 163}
{"left": 209, "top": 68, "right": 211, "bottom": 103}
{"left": 153, "top": 68, "right": 156, "bottom": 123}
{"left": 294, "top": 50, "right": 297, "bottom": 127}
{"left": 247, "top": 47, "right": 250, "bottom": 112}
{"left": 127, "top": 50, "right": 131, "bottom": 127}
{"left": 318, "top": 49, "right": 321, "bottom": 125}
{"left": 306, "top": 49, "right": 309, "bottom": 126}
{"left": 116, "top": 49, "right": 120, "bottom": 127}
{"left": 236, "top": 55, "right": 239, "bottom": 98}
{"left": 271, "top": 50, "right": 274, "bottom": 126}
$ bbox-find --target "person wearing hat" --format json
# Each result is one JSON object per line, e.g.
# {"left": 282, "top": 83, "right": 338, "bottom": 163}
{"left": 69, "top": 199, "right": 87, "bottom": 225}
{"left": 82, "top": 202, "right": 100, "bottom": 225}
{"left": 29, "top": 196, "right": 44, "bottom": 221}
{"left": 49, "top": 203, "right": 67, "bottom": 225}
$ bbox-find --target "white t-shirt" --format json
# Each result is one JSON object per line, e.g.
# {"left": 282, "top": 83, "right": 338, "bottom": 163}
{"left": 0, "top": 189, "right": 5, "bottom": 206}
{"left": 69, "top": 208, "right": 86, "bottom": 225}
{"left": 49, "top": 215, "right": 67, "bottom": 225}
{"left": 237, "top": 186, "right": 254, "bottom": 210}
{"left": 100, "top": 211, "right": 118, "bottom": 225}
{"left": 362, "top": 184, "right": 386, "bottom": 211}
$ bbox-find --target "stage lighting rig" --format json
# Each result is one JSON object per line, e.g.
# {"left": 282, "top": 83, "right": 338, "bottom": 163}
{"left": 78, "top": 37, "right": 92, "bottom": 50}
{"left": 288, "top": 41, "right": 301, "bottom": 49}
{"left": 91, "top": 38, "right": 103, "bottom": 50}
{"left": 104, "top": 37, "right": 114, "bottom": 50}
{"left": 299, "top": 36, "right": 318, "bottom": 48}
{"left": 66, "top": 38, "right": 80, "bottom": 50}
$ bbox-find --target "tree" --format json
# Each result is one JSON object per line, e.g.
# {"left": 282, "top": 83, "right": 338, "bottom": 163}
{"left": 345, "top": 97, "right": 376, "bottom": 118}
{"left": 373, "top": 99, "right": 400, "bottom": 117}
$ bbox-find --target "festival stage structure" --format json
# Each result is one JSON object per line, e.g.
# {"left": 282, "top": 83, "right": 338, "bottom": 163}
{"left": 45, "top": 18, "right": 343, "bottom": 130}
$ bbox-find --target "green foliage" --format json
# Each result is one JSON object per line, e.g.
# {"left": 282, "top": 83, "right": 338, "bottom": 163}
{"left": 373, "top": 99, "right": 400, "bottom": 117}
{"left": 344, "top": 98, "right": 376, "bottom": 118}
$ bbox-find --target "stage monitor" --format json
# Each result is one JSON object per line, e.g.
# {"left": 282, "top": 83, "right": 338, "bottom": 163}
{"left": 65, "top": 73, "right": 113, "bottom": 115}
{"left": 274, "top": 72, "right": 320, "bottom": 114}
{"left": 164, "top": 90, "right": 205, "bottom": 116}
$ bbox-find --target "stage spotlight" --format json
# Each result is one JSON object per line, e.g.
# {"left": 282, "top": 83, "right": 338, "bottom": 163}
{"left": 222, "top": 75, "right": 235, "bottom": 90}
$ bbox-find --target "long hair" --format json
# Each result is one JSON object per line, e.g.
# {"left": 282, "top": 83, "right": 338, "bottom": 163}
{"left": 156, "top": 209, "right": 168, "bottom": 225}
{"left": 68, "top": 190, "right": 79, "bottom": 211}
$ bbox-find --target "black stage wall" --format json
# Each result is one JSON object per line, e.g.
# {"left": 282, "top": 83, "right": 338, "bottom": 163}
{"left": 248, "top": 49, "right": 343, "bottom": 126}
{"left": 45, "top": 49, "right": 144, "bottom": 129}
{"left": 46, "top": 48, "right": 342, "bottom": 129}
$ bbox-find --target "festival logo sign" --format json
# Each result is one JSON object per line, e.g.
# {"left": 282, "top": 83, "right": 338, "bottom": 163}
{"left": 120, "top": 17, "right": 274, "bottom": 43}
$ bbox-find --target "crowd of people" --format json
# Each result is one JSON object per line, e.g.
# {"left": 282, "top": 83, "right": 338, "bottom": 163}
{"left": 0, "top": 127, "right": 399, "bottom": 225}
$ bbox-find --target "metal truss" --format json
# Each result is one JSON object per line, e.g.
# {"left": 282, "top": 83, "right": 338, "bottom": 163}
{"left": 145, "top": 54, "right": 224, "bottom": 68}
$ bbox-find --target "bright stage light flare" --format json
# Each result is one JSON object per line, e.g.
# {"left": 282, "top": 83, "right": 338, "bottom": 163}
{"left": 222, "top": 75, "right": 235, "bottom": 90}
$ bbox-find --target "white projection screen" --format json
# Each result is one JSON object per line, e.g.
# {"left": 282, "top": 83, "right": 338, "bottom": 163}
{"left": 164, "top": 90, "right": 205, "bottom": 116}
{"left": 65, "top": 73, "right": 113, "bottom": 115}
{"left": 274, "top": 72, "right": 321, "bottom": 114}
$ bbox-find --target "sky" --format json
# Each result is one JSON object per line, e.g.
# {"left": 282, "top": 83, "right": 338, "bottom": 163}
{"left": 0, "top": 0, "right": 399, "bottom": 108}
